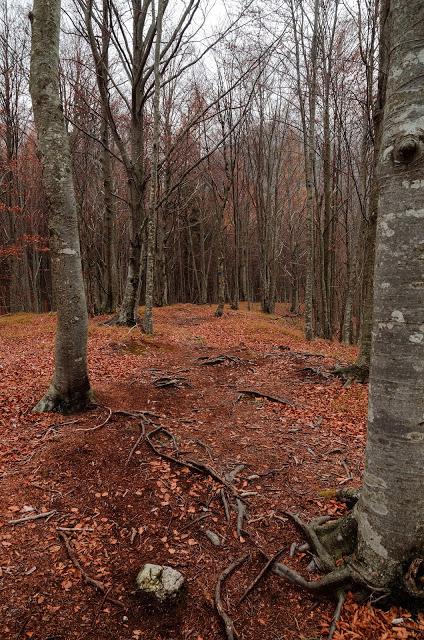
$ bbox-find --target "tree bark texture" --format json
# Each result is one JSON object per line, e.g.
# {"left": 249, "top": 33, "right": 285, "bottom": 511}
{"left": 29, "top": 0, "right": 91, "bottom": 413}
{"left": 355, "top": 0, "right": 424, "bottom": 590}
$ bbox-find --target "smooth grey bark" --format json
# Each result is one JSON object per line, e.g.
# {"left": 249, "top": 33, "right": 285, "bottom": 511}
{"left": 30, "top": 0, "right": 91, "bottom": 413}
{"left": 355, "top": 0, "right": 424, "bottom": 590}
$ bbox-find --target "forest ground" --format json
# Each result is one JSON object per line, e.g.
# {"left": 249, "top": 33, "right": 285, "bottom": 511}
{"left": 0, "top": 303, "right": 422, "bottom": 640}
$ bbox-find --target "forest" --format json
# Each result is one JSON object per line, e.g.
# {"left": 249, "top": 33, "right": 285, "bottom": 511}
{"left": 1, "top": 0, "right": 424, "bottom": 638}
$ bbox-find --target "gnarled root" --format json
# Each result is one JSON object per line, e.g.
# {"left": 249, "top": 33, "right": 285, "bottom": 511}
{"left": 332, "top": 363, "right": 369, "bottom": 384}
{"left": 272, "top": 562, "right": 353, "bottom": 594}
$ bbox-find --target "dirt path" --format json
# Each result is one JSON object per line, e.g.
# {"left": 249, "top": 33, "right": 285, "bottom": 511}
{"left": 0, "top": 304, "right": 418, "bottom": 639}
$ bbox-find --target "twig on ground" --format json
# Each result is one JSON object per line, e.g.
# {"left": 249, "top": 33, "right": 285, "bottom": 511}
{"left": 238, "top": 546, "right": 288, "bottom": 603}
{"left": 215, "top": 554, "right": 249, "bottom": 640}
{"left": 8, "top": 510, "right": 56, "bottom": 525}
{"left": 58, "top": 531, "right": 124, "bottom": 608}
{"left": 328, "top": 590, "right": 346, "bottom": 640}
{"left": 179, "top": 513, "right": 211, "bottom": 532}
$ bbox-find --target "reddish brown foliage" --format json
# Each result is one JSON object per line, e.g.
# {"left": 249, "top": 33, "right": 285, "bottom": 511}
{"left": 0, "top": 305, "right": 421, "bottom": 639}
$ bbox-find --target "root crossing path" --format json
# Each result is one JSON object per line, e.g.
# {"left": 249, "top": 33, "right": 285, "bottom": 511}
{"left": 1, "top": 304, "right": 419, "bottom": 639}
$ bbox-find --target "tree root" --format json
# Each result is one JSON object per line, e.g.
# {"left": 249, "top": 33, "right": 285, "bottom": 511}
{"left": 238, "top": 545, "right": 288, "bottom": 603}
{"left": 328, "top": 590, "right": 346, "bottom": 640}
{"left": 214, "top": 554, "right": 249, "bottom": 640}
{"left": 286, "top": 512, "right": 336, "bottom": 571}
{"left": 58, "top": 531, "right": 125, "bottom": 608}
{"left": 272, "top": 562, "right": 353, "bottom": 594}
{"left": 102, "top": 314, "right": 138, "bottom": 327}
{"left": 332, "top": 363, "right": 369, "bottom": 385}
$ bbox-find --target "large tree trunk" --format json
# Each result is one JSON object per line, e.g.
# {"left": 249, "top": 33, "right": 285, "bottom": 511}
{"left": 355, "top": 0, "right": 424, "bottom": 591}
{"left": 30, "top": 0, "right": 91, "bottom": 413}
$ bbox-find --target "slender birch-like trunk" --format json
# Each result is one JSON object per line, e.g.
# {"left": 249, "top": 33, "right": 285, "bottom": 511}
{"left": 30, "top": 0, "right": 91, "bottom": 413}
{"left": 143, "top": 0, "right": 164, "bottom": 334}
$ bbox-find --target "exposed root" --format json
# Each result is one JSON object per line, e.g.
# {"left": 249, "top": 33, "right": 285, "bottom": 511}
{"left": 238, "top": 546, "right": 288, "bottom": 603}
{"left": 286, "top": 512, "right": 336, "bottom": 571}
{"left": 328, "top": 590, "right": 346, "bottom": 640}
{"left": 332, "top": 363, "right": 369, "bottom": 384}
{"left": 102, "top": 314, "right": 138, "bottom": 327}
{"left": 272, "top": 562, "right": 353, "bottom": 594}
{"left": 58, "top": 531, "right": 125, "bottom": 608}
{"left": 214, "top": 554, "right": 249, "bottom": 640}
{"left": 236, "top": 389, "right": 297, "bottom": 407}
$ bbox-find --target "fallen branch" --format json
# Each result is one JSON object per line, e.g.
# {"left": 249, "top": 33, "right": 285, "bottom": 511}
{"left": 58, "top": 531, "right": 124, "bottom": 608}
{"left": 8, "top": 510, "right": 56, "bottom": 525}
{"left": 215, "top": 554, "right": 249, "bottom": 640}
{"left": 238, "top": 546, "right": 288, "bottom": 603}
{"left": 237, "top": 389, "right": 297, "bottom": 407}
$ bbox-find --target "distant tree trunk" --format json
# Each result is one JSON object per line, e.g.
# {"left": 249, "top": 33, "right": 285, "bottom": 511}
{"left": 214, "top": 249, "right": 225, "bottom": 317}
{"left": 99, "top": 0, "right": 116, "bottom": 314}
{"left": 355, "top": 0, "right": 424, "bottom": 589}
{"left": 143, "top": 0, "right": 164, "bottom": 335}
{"left": 30, "top": 0, "right": 91, "bottom": 413}
{"left": 338, "top": 0, "right": 389, "bottom": 381}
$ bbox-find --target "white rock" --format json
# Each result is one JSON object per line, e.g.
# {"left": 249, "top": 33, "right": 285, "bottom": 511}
{"left": 136, "top": 564, "right": 185, "bottom": 603}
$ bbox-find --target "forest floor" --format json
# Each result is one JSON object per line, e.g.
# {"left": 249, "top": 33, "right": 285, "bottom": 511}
{"left": 0, "top": 303, "right": 423, "bottom": 640}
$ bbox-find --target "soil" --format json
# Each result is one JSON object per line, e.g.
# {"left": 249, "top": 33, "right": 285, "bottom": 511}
{"left": 0, "top": 304, "right": 422, "bottom": 640}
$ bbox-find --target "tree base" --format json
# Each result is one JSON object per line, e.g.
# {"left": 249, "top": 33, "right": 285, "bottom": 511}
{"left": 33, "top": 385, "right": 93, "bottom": 415}
{"left": 102, "top": 314, "right": 138, "bottom": 327}
{"left": 333, "top": 363, "right": 369, "bottom": 385}
{"left": 272, "top": 509, "right": 424, "bottom": 607}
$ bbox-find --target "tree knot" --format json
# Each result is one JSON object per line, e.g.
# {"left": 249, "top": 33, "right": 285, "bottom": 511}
{"left": 393, "top": 134, "right": 422, "bottom": 165}
{"left": 404, "top": 558, "right": 424, "bottom": 597}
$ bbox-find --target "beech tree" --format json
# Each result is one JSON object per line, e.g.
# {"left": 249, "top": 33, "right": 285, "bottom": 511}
{"left": 272, "top": 0, "right": 424, "bottom": 601}
{"left": 30, "top": 0, "right": 91, "bottom": 413}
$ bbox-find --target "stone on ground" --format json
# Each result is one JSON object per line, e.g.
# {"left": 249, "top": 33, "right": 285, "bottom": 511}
{"left": 136, "top": 564, "right": 185, "bottom": 603}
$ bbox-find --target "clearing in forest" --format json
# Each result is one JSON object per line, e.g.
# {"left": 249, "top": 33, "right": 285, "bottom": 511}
{"left": 0, "top": 304, "right": 420, "bottom": 639}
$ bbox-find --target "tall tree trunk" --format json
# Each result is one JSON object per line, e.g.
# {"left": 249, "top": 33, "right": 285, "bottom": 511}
{"left": 99, "top": 0, "right": 116, "bottom": 314}
{"left": 214, "top": 249, "right": 225, "bottom": 317}
{"left": 29, "top": 0, "right": 91, "bottom": 413}
{"left": 143, "top": 0, "right": 164, "bottom": 335}
{"left": 355, "top": 0, "right": 424, "bottom": 590}
{"left": 352, "top": 0, "right": 389, "bottom": 378}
